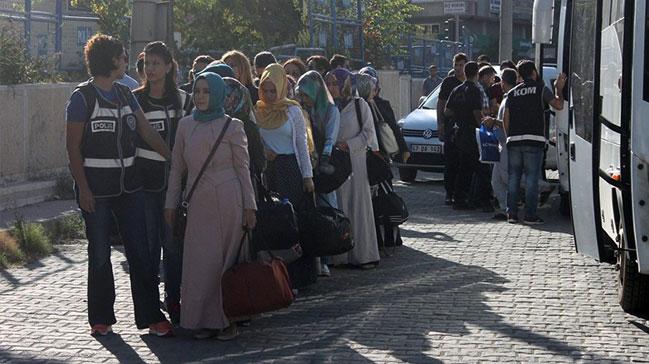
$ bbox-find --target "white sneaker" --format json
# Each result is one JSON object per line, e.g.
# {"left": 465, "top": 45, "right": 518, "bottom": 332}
{"left": 318, "top": 264, "right": 331, "bottom": 277}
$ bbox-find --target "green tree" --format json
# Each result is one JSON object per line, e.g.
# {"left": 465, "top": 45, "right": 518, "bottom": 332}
{"left": 174, "top": 0, "right": 303, "bottom": 57}
{"left": 362, "top": 0, "right": 421, "bottom": 67}
{"left": 70, "top": 0, "right": 131, "bottom": 42}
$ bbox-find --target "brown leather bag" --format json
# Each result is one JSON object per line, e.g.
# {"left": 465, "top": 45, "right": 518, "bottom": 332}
{"left": 222, "top": 230, "right": 294, "bottom": 318}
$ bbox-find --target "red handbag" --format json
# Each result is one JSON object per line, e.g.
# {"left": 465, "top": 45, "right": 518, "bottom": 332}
{"left": 222, "top": 230, "right": 294, "bottom": 318}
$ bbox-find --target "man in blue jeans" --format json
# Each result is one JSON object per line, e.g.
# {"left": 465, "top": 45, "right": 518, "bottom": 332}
{"left": 66, "top": 34, "right": 173, "bottom": 336}
{"left": 503, "top": 60, "right": 566, "bottom": 224}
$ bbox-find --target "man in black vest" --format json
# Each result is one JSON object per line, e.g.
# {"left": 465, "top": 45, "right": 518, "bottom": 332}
{"left": 437, "top": 53, "right": 468, "bottom": 205}
{"left": 66, "top": 34, "right": 173, "bottom": 336}
{"left": 444, "top": 61, "right": 485, "bottom": 210}
{"left": 503, "top": 60, "right": 566, "bottom": 224}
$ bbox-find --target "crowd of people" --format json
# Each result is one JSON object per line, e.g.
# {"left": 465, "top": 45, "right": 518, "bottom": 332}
{"left": 65, "top": 33, "right": 411, "bottom": 340}
{"left": 433, "top": 52, "right": 566, "bottom": 224}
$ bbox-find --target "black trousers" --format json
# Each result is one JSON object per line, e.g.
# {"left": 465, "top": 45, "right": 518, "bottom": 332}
{"left": 453, "top": 141, "right": 478, "bottom": 205}
{"left": 443, "top": 137, "right": 460, "bottom": 196}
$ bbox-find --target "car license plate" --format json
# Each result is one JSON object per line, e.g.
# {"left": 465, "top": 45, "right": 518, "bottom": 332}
{"left": 411, "top": 144, "right": 442, "bottom": 153}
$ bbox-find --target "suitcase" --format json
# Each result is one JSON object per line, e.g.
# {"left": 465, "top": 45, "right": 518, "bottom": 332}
{"left": 222, "top": 231, "right": 295, "bottom": 317}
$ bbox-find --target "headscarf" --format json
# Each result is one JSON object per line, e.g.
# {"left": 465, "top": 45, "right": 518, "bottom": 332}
{"left": 327, "top": 68, "right": 354, "bottom": 110}
{"left": 192, "top": 72, "right": 226, "bottom": 122}
{"left": 356, "top": 73, "right": 376, "bottom": 101}
{"left": 198, "top": 62, "right": 235, "bottom": 79}
{"left": 255, "top": 63, "right": 301, "bottom": 129}
{"left": 296, "top": 70, "right": 334, "bottom": 124}
{"left": 222, "top": 77, "right": 253, "bottom": 120}
{"left": 356, "top": 72, "right": 384, "bottom": 123}
{"left": 359, "top": 66, "right": 380, "bottom": 92}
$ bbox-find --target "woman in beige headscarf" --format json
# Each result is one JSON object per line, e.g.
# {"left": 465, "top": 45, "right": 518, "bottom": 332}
{"left": 256, "top": 63, "right": 317, "bottom": 290}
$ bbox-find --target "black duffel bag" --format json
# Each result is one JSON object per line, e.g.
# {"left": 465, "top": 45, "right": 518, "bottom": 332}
{"left": 253, "top": 188, "right": 300, "bottom": 252}
{"left": 373, "top": 183, "right": 409, "bottom": 225}
{"left": 313, "top": 146, "right": 352, "bottom": 193}
{"left": 298, "top": 194, "right": 354, "bottom": 257}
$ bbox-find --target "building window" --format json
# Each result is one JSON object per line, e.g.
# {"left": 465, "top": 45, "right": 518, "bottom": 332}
{"left": 77, "top": 26, "right": 93, "bottom": 47}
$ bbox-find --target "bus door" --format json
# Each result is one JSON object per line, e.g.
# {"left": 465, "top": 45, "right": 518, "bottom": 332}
{"left": 630, "top": 0, "right": 649, "bottom": 274}
{"left": 597, "top": 0, "right": 631, "bottom": 261}
{"left": 568, "top": 0, "right": 603, "bottom": 261}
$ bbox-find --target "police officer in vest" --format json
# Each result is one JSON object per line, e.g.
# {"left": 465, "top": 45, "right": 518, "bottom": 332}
{"left": 503, "top": 60, "right": 566, "bottom": 224}
{"left": 134, "top": 41, "right": 192, "bottom": 325}
{"left": 65, "top": 34, "right": 174, "bottom": 337}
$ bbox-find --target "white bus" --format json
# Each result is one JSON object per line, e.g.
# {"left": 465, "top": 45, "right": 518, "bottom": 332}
{"left": 537, "top": 0, "right": 649, "bottom": 312}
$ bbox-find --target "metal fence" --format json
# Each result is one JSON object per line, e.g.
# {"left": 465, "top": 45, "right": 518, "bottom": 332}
{"left": 392, "top": 37, "right": 473, "bottom": 77}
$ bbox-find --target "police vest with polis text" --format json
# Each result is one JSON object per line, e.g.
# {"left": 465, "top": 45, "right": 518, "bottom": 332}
{"left": 75, "top": 80, "right": 141, "bottom": 198}
{"left": 133, "top": 89, "right": 191, "bottom": 192}
{"left": 506, "top": 78, "right": 547, "bottom": 148}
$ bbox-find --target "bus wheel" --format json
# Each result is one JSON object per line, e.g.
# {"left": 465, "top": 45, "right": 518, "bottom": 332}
{"left": 617, "top": 230, "right": 649, "bottom": 313}
{"left": 559, "top": 192, "right": 570, "bottom": 217}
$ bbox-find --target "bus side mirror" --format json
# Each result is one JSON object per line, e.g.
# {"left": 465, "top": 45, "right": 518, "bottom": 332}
{"left": 532, "top": 0, "right": 553, "bottom": 44}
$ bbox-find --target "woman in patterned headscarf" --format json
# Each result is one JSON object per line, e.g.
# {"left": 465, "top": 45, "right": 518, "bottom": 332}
{"left": 223, "top": 77, "right": 266, "bottom": 198}
{"left": 164, "top": 72, "right": 257, "bottom": 340}
{"left": 324, "top": 68, "right": 380, "bottom": 269}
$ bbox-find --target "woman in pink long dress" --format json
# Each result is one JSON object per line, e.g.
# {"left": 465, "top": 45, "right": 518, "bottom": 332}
{"left": 164, "top": 72, "right": 257, "bottom": 340}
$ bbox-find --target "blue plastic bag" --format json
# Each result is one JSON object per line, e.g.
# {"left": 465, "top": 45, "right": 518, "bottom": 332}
{"left": 475, "top": 125, "right": 501, "bottom": 164}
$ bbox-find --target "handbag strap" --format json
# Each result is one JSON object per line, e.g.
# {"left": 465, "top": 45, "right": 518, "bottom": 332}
{"left": 181, "top": 117, "right": 232, "bottom": 207}
{"left": 354, "top": 97, "right": 363, "bottom": 131}
{"left": 234, "top": 228, "right": 250, "bottom": 264}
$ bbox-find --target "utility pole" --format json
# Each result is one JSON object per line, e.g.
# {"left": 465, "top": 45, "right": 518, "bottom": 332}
{"left": 454, "top": 14, "right": 460, "bottom": 42}
{"left": 499, "top": 0, "right": 513, "bottom": 62}
{"left": 130, "top": 0, "right": 171, "bottom": 77}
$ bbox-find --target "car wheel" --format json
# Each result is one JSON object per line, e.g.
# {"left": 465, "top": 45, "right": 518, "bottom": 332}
{"left": 398, "top": 168, "right": 417, "bottom": 182}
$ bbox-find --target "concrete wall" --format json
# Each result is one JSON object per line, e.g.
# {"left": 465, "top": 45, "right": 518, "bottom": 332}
{"left": 0, "top": 83, "right": 76, "bottom": 187}
{"left": 376, "top": 70, "right": 415, "bottom": 121}
{"left": 0, "top": 76, "right": 425, "bottom": 188}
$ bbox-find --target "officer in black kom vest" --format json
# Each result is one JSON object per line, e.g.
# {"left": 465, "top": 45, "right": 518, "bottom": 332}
{"left": 65, "top": 34, "right": 174, "bottom": 337}
{"left": 503, "top": 60, "right": 566, "bottom": 225}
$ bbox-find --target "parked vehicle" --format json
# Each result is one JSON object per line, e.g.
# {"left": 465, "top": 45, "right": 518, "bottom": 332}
{"left": 395, "top": 66, "right": 560, "bottom": 183}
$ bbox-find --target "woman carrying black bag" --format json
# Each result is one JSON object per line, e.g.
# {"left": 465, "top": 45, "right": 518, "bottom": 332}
{"left": 296, "top": 71, "right": 341, "bottom": 276}
{"left": 356, "top": 71, "right": 408, "bottom": 249}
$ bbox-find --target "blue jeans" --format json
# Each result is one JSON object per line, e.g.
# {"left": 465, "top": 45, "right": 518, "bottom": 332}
{"left": 506, "top": 145, "right": 544, "bottom": 218}
{"left": 143, "top": 191, "right": 182, "bottom": 306}
{"left": 82, "top": 191, "right": 165, "bottom": 329}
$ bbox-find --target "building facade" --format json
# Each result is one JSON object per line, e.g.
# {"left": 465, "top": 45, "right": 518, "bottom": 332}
{"left": 410, "top": 0, "right": 534, "bottom": 61}
{"left": 0, "top": 0, "right": 98, "bottom": 71}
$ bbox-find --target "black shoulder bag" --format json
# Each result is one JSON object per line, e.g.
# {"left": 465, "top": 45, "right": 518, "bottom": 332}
{"left": 353, "top": 98, "right": 392, "bottom": 186}
{"left": 173, "top": 117, "right": 232, "bottom": 239}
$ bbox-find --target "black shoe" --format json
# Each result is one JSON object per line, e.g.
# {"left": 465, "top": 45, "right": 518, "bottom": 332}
{"left": 453, "top": 203, "right": 472, "bottom": 210}
{"left": 507, "top": 214, "right": 519, "bottom": 224}
{"left": 492, "top": 212, "right": 507, "bottom": 220}
{"left": 523, "top": 216, "right": 544, "bottom": 225}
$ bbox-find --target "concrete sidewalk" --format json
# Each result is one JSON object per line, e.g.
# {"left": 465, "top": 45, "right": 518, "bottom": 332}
{"left": 0, "top": 200, "right": 78, "bottom": 230}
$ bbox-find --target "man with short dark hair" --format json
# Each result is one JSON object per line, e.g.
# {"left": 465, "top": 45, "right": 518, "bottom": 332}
{"left": 329, "top": 54, "right": 349, "bottom": 69}
{"left": 478, "top": 65, "right": 497, "bottom": 115}
{"left": 444, "top": 61, "right": 485, "bottom": 210}
{"left": 253, "top": 51, "right": 277, "bottom": 86}
{"left": 503, "top": 60, "right": 566, "bottom": 224}
{"left": 423, "top": 64, "right": 443, "bottom": 96}
{"left": 437, "top": 53, "right": 468, "bottom": 205}
{"left": 179, "top": 54, "right": 214, "bottom": 93}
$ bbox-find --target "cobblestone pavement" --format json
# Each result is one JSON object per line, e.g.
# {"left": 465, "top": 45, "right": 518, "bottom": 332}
{"left": 1, "top": 174, "right": 649, "bottom": 363}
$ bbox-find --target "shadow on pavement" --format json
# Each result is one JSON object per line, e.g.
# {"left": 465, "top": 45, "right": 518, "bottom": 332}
{"left": 131, "top": 246, "right": 617, "bottom": 363}
{"left": 0, "top": 246, "right": 86, "bottom": 295}
{"left": 95, "top": 334, "right": 147, "bottom": 364}
{"left": 0, "top": 348, "right": 67, "bottom": 364}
